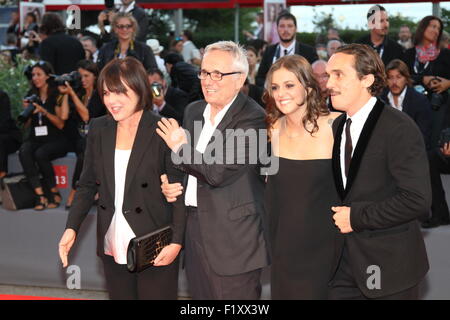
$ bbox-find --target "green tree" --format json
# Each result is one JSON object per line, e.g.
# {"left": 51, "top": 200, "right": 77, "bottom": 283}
{"left": 182, "top": 8, "right": 260, "bottom": 48}
{"left": 312, "top": 9, "right": 337, "bottom": 34}
{"left": 442, "top": 8, "right": 450, "bottom": 32}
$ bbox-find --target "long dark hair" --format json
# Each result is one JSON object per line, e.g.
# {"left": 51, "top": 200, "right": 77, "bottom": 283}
{"left": 263, "top": 55, "right": 329, "bottom": 137}
{"left": 30, "top": 60, "right": 57, "bottom": 99}
{"left": 414, "top": 15, "right": 443, "bottom": 46}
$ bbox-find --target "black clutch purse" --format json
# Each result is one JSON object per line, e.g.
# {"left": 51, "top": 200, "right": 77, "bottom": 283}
{"left": 126, "top": 225, "right": 173, "bottom": 273}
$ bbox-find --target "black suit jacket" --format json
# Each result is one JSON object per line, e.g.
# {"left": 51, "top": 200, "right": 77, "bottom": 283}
{"left": 97, "top": 39, "right": 157, "bottom": 71}
{"left": 131, "top": 5, "right": 149, "bottom": 43}
{"left": 381, "top": 87, "right": 432, "bottom": 149}
{"left": 174, "top": 92, "right": 269, "bottom": 276}
{"left": 66, "top": 110, "right": 186, "bottom": 257}
{"left": 356, "top": 34, "right": 404, "bottom": 66}
{"left": 256, "top": 41, "right": 318, "bottom": 87}
{"left": 165, "top": 86, "right": 189, "bottom": 121}
{"left": 331, "top": 99, "right": 430, "bottom": 298}
{"left": 39, "top": 32, "right": 86, "bottom": 75}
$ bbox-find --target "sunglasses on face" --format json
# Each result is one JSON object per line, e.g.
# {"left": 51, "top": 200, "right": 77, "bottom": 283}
{"left": 116, "top": 24, "right": 133, "bottom": 30}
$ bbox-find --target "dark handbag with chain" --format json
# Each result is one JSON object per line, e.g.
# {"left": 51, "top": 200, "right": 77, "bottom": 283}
{"left": 126, "top": 225, "right": 173, "bottom": 273}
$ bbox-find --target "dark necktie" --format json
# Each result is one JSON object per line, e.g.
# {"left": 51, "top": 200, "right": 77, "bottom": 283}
{"left": 284, "top": 49, "right": 288, "bottom": 56}
{"left": 345, "top": 118, "right": 353, "bottom": 178}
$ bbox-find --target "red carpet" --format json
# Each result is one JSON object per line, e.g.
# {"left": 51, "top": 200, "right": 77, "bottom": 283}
{"left": 0, "top": 294, "right": 77, "bottom": 300}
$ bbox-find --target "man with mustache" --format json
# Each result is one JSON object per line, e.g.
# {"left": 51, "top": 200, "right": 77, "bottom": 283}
{"left": 381, "top": 59, "right": 432, "bottom": 148}
{"left": 327, "top": 44, "right": 430, "bottom": 299}
{"left": 356, "top": 5, "right": 404, "bottom": 66}
{"left": 256, "top": 12, "right": 318, "bottom": 87}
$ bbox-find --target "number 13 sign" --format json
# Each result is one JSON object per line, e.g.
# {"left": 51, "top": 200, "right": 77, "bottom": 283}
{"left": 53, "top": 165, "right": 68, "bottom": 188}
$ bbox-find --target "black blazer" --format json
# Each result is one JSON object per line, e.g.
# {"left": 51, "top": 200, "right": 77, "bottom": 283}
{"left": 39, "top": 32, "right": 86, "bottom": 75}
{"left": 356, "top": 34, "right": 404, "bottom": 66}
{"left": 165, "top": 86, "right": 189, "bottom": 120}
{"left": 381, "top": 87, "right": 432, "bottom": 149}
{"left": 97, "top": 39, "right": 157, "bottom": 71}
{"left": 256, "top": 41, "right": 318, "bottom": 87}
{"left": 174, "top": 92, "right": 269, "bottom": 276}
{"left": 131, "top": 5, "right": 149, "bottom": 43}
{"left": 331, "top": 99, "right": 430, "bottom": 298}
{"left": 66, "top": 110, "right": 186, "bottom": 257}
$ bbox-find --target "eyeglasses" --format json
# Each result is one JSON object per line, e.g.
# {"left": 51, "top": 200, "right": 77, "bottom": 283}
{"left": 197, "top": 70, "right": 242, "bottom": 81}
{"left": 116, "top": 24, "right": 133, "bottom": 30}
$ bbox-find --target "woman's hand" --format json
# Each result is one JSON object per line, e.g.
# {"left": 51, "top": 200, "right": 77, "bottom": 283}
{"left": 429, "top": 76, "right": 450, "bottom": 94}
{"left": 58, "top": 229, "right": 77, "bottom": 268}
{"left": 32, "top": 102, "right": 48, "bottom": 115}
{"left": 160, "top": 174, "right": 183, "bottom": 203}
{"left": 156, "top": 118, "right": 187, "bottom": 153}
{"left": 153, "top": 243, "right": 182, "bottom": 266}
{"left": 58, "top": 81, "right": 75, "bottom": 96}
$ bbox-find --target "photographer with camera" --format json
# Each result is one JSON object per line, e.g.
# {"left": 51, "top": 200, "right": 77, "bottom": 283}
{"left": 58, "top": 60, "right": 106, "bottom": 209}
{"left": 147, "top": 68, "right": 187, "bottom": 123}
{"left": 18, "top": 61, "right": 69, "bottom": 211}
{"left": 97, "top": 12, "right": 156, "bottom": 71}
{"left": 0, "top": 89, "right": 21, "bottom": 179}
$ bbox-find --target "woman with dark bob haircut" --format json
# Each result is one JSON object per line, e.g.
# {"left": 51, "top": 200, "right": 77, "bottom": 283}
{"left": 58, "top": 57, "right": 186, "bottom": 299}
{"left": 263, "top": 55, "right": 341, "bottom": 299}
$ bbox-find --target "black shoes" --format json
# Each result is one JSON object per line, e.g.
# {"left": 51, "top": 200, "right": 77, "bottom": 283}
{"left": 421, "top": 219, "right": 450, "bottom": 229}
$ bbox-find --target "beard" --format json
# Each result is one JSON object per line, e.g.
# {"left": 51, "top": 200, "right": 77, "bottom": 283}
{"left": 280, "top": 34, "right": 295, "bottom": 44}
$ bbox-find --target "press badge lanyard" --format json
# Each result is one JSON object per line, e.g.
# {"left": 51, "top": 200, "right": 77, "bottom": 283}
{"left": 414, "top": 55, "right": 430, "bottom": 75}
{"left": 35, "top": 109, "right": 48, "bottom": 137}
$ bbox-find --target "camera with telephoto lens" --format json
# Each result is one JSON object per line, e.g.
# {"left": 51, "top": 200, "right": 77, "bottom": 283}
{"left": 151, "top": 82, "right": 163, "bottom": 98}
{"left": 52, "top": 71, "right": 82, "bottom": 90}
{"left": 17, "top": 94, "right": 42, "bottom": 123}
{"left": 429, "top": 92, "right": 446, "bottom": 111}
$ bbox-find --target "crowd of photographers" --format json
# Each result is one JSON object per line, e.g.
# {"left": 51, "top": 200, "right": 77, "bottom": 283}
{"left": 0, "top": 2, "right": 450, "bottom": 227}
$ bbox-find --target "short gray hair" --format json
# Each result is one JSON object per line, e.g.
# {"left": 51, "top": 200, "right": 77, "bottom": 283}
{"left": 204, "top": 41, "right": 249, "bottom": 78}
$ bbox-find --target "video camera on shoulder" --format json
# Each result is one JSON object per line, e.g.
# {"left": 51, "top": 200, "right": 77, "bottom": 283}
{"left": 102, "top": 0, "right": 116, "bottom": 25}
{"left": 52, "top": 71, "right": 82, "bottom": 90}
{"left": 17, "top": 94, "right": 42, "bottom": 123}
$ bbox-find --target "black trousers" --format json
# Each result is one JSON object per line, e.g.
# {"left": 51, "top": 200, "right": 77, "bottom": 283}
{"left": 18, "top": 139, "right": 68, "bottom": 190}
{"left": 0, "top": 133, "right": 20, "bottom": 172}
{"left": 184, "top": 207, "right": 262, "bottom": 300}
{"left": 428, "top": 148, "right": 450, "bottom": 223}
{"left": 101, "top": 254, "right": 179, "bottom": 300}
{"left": 328, "top": 245, "right": 419, "bottom": 300}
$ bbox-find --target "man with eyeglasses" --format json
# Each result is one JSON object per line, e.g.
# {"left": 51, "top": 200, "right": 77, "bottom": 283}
{"left": 156, "top": 41, "right": 269, "bottom": 300}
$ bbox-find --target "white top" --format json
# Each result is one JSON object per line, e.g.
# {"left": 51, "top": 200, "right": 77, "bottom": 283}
{"left": 340, "top": 97, "right": 377, "bottom": 187}
{"left": 155, "top": 55, "right": 168, "bottom": 74}
{"left": 387, "top": 86, "right": 407, "bottom": 111}
{"left": 104, "top": 149, "right": 136, "bottom": 264}
{"left": 182, "top": 40, "right": 201, "bottom": 65}
{"left": 184, "top": 95, "right": 238, "bottom": 207}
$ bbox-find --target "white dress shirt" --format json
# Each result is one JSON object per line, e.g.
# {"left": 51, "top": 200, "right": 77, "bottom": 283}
{"left": 387, "top": 87, "right": 407, "bottom": 111}
{"left": 104, "top": 149, "right": 136, "bottom": 264}
{"left": 119, "top": 1, "right": 135, "bottom": 13}
{"left": 184, "top": 95, "right": 238, "bottom": 207}
{"left": 340, "top": 97, "right": 377, "bottom": 187}
{"left": 273, "top": 40, "right": 296, "bottom": 63}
